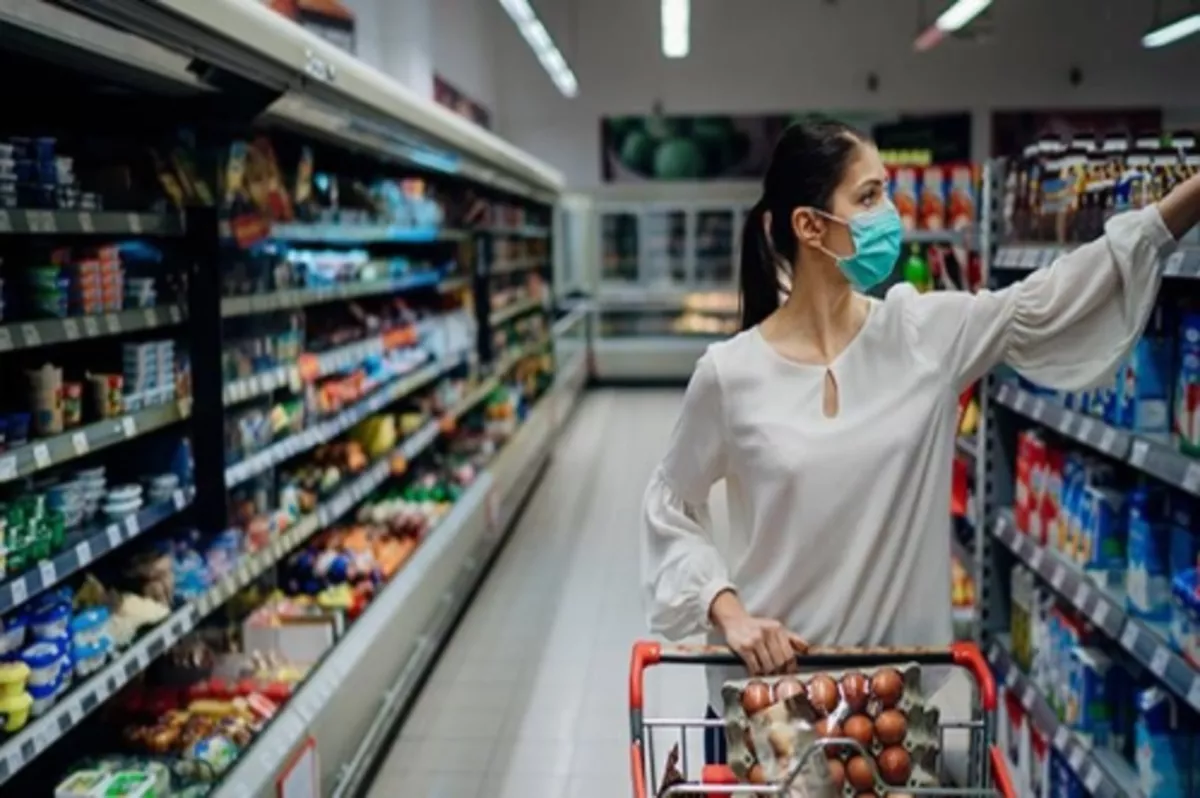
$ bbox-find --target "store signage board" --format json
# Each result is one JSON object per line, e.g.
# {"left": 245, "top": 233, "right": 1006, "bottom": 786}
{"left": 276, "top": 737, "right": 320, "bottom": 798}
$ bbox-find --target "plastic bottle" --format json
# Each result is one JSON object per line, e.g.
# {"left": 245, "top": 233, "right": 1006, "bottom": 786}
{"left": 902, "top": 245, "right": 931, "bottom": 293}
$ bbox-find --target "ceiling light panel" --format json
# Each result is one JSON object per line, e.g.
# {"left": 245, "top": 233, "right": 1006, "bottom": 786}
{"left": 1142, "top": 12, "right": 1200, "bottom": 48}
{"left": 662, "top": 0, "right": 690, "bottom": 58}
{"left": 498, "top": 0, "right": 578, "bottom": 97}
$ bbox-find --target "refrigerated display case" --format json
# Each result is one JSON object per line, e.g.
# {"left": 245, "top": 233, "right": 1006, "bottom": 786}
{"left": 586, "top": 184, "right": 757, "bottom": 381}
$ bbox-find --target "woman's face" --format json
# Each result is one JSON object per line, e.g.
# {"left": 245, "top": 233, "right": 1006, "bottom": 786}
{"left": 794, "top": 141, "right": 889, "bottom": 261}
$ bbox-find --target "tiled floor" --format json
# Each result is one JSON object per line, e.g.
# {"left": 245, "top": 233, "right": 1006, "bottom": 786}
{"left": 368, "top": 390, "right": 711, "bottom": 798}
{"left": 367, "top": 389, "right": 972, "bottom": 797}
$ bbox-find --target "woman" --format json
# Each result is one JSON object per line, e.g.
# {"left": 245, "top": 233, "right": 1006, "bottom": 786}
{"left": 641, "top": 120, "right": 1200, "bottom": 763}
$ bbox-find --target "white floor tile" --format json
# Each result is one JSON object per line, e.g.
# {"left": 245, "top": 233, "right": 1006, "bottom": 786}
{"left": 369, "top": 392, "right": 707, "bottom": 796}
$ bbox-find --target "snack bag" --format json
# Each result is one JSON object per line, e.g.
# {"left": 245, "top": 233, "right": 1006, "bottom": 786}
{"left": 722, "top": 661, "right": 942, "bottom": 796}
{"left": 889, "top": 166, "right": 920, "bottom": 232}
{"left": 919, "top": 165, "right": 947, "bottom": 231}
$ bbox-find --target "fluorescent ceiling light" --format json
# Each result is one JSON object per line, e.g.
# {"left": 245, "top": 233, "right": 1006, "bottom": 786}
{"left": 662, "top": 0, "right": 690, "bottom": 58}
{"left": 934, "top": 0, "right": 993, "bottom": 32}
{"left": 498, "top": 0, "right": 578, "bottom": 97}
{"left": 1142, "top": 13, "right": 1200, "bottom": 48}
{"left": 914, "top": 0, "right": 992, "bottom": 51}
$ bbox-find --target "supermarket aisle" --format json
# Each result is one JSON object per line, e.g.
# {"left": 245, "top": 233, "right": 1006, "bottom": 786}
{"left": 369, "top": 389, "right": 714, "bottom": 798}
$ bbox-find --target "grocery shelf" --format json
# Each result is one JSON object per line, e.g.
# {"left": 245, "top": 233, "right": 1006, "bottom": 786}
{"left": 0, "top": 400, "right": 191, "bottom": 485}
{"left": 0, "top": 208, "right": 184, "bottom": 237}
{"left": 903, "top": 229, "right": 970, "bottom": 246}
{"left": 265, "top": 223, "right": 466, "bottom": 244}
{"left": 490, "top": 258, "right": 545, "bottom": 276}
{"left": 220, "top": 271, "right": 444, "bottom": 317}
{"left": 0, "top": 306, "right": 185, "bottom": 353}
{"left": 222, "top": 330, "right": 419, "bottom": 406}
{"left": 987, "top": 639, "right": 1142, "bottom": 798}
{"left": 0, "top": 488, "right": 193, "bottom": 616}
{"left": 993, "top": 381, "right": 1200, "bottom": 498}
{"left": 488, "top": 295, "right": 545, "bottom": 326}
{"left": 994, "top": 243, "right": 1200, "bottom": 279}
{"left": 211, "top": 383, "right": 562, "bottom": 798}
{"left": 224, "top": 357, "right": 459, "bottom": 487}
{"left": 991, "top": 511, "right": 1200, "bottom": 714}
{"left": 0, "top": 417, "right": 447, "bottom": 786}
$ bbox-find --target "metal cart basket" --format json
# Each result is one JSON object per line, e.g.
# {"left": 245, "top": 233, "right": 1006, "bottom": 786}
{"left": 628, "top": 641, "right": 1017, "bottom": 797}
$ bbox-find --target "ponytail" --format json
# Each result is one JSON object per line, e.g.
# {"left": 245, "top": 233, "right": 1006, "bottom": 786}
{"left": 737, "top": 118, "right": 869, "bottom": 331}
{"left": 739, "top": 201, "right": 781, "bottom": 331}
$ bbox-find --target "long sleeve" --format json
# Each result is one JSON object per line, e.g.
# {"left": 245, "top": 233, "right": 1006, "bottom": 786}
{"left": 642, "top": 351, "right": 734, "bottom": 640}
{"left": 903, "top": 206, "right": 1177, "bottom": 391}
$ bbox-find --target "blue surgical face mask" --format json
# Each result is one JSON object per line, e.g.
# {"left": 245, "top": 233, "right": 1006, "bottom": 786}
{"left": 814, "top": 202, "right": 904, "bottom": 290}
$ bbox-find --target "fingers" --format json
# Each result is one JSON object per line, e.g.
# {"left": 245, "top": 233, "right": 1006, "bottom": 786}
{"left": 764, "top": 630, "right": 793, "bottom": 674}
{"left": 737, "top": 644, "right": 765, "bottom": 675}
{"left": 788, "top": 632, "right": 810, "bottom": 654}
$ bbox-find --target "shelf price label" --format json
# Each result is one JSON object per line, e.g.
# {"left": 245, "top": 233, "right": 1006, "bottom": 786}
{"left": 1050, "top": 564, "right": 1066, "bottom": 590}
{"left": 1077, "top": 418, "right": 1094, "bottom": 442}
{"left": 1083, "top": 765, "right": 1102, "bottom": 793}
{"left": 38, "top": 560, "right": 57, "bottom": 586}
{"left": 1120, "top": 623, "right": 1140, "bottom": 651}
{"left": 83, "top": 316, "right": 100, "bottom": 337}
{"left": 62, "top": 318, "right": 80, "bottom": 340}
{"left": 1052, "top": 726, "right": 1069, "bottom": 751}
{"left": 1067, "top": 745, "right": 1086, "bottom": 771}
{"left": 1090, "top": 600, "right": 1110, "bottom": 630}
{"left": 33, "top": 444, "right": 52, "bottom": 469}
{"left": 1151, "top": 646, "right": 1171, "bottom": 677}
{"left": 1099, "top": 427, "right": 1118, "bottom": 453}
{"left": 1072, "top": 582, "right": 1090, "bottom": 609}
{"left": 75, "top": 541, "right": 93, "bottom": 567}
{"left": 1183, "top": 462, "right": 1200, "bottom": 495}
{"left": 9, "top": 579, "right": 28, "bottom": 606}
{"left": 21, "top": 323, "right": 41, "bottom": 347}
{"left": 1130, "top": 439, "right": 1150, "bottom": 468}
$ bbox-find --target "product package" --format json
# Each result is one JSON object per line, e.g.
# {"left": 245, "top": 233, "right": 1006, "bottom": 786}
{"left": 721, "top": 663, "right": 941, "bottom": 796}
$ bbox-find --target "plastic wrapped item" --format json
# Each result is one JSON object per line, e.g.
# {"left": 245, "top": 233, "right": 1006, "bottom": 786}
{"left": 722, "top": 663, "right": 941, "bottom": 796}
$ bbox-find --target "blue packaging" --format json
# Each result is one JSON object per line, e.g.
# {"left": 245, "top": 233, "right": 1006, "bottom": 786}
{"left": 1067, "top": 647, "right": 1114, "bottom": 748}
{"left": 1169, "top": 495, "right": 1197, "bottom": 576}
{"left": 1171, "top": 569, "right": 1200, "bottom": 663}
{"left": 1135, "top": 687, "right": 1194, "bottom": 797}
{"left": 1078, "top": 485, "right": 1125, "bottom": 584}
{"left": 1116, "top": 327, "right": 1173, "bottom": 440}
{"left": 1128, "top": 484, "right": 1173, "bottom": 622}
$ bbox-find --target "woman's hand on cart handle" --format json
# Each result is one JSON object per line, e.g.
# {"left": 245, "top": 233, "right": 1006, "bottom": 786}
{"left": 1159, "top": 170, "right": 1200, "bottom": 240}
{"left": 710, "top": 590, "right": 808, "bottom": 675}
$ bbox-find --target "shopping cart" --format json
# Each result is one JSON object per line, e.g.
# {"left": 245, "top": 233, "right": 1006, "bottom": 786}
{"left": 628, "top": 641, "right": 1016, "bottom": 797}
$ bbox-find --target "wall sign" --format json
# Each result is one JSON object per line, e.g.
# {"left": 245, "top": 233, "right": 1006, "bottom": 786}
{"left": 433, "top": 75, "right": 493, "bottom": 130}
{"left": 265, "top": 0, "right": 356, "bottom": 55}
{"left": 600, "top": 112, "right": 972, "bottom": 182}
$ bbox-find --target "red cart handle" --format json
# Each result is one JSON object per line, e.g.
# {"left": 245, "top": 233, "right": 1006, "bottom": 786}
{"left": 630, "top": 640, "right": 995, "bottom": 711}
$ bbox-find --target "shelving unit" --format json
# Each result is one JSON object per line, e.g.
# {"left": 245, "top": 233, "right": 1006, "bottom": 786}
{"left": 0, "top": 2, "right": 579, "bottom": 795}
{"left": 965, "top": 154, "right": 1200, "bottom": 797}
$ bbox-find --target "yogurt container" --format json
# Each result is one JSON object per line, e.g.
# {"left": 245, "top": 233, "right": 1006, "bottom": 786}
{"left": 69, "top": 607, "right": 109, "bottom": 648}
{"left": 0, "top": 691, "right": 31, "bottom": 733}
{"left": 19, "top": 641, "right": 61, "bottom": 687}
{"left": 0, "top": 661, "right": 29, "bottom": 697}
{"left": 72, "top": 639, "right": 106, "bottom": 678}
{"left": 28, "top": 678, "right": 58, "bottom": 717}
{"left": 0, "top": 612, "right": 29, "bottom": 655}
{"left": 30, "top": 602, "right": 70, "bottom": 640}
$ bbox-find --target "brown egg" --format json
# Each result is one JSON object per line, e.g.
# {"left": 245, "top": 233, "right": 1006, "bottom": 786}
{"left": 845, "top": 755, "right": 876, "bottom": 791}
{"left": 807, "top": 674, "right": 840, "bottom": 715}
{"left": 741, "top": 680, "right": 772, "bottom": 715}
{"left": 874, "top": 709, "right": 908, "bottom": 746}
{"left": 826, "top": 757, "right": 846, "bottom": 789}
{"left": 871, "top": 668, "right": 904, "bottom": 708}
{"left": 841, "top": 672, "right": 870, "bottom": 713}
{"left": 773, "top": 675, "right": 805, "bottom": 703}
{"left": 878, "top": 745, "right": 913, "bottom": 785}
{"left": 843, "top": 713, "right": 874, "bottom": 751}
{"left": 748, "top": 763, "right": 767, "bottom": 784}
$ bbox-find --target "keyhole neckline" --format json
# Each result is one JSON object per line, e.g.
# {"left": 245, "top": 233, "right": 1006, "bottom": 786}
{"left": 750, "top": 298, "right": 878, "bottom": 372}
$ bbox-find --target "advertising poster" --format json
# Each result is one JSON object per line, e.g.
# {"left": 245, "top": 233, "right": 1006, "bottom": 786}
{"left": 265, "top": 0, "right": 356, "bottom": 55}
{"left": 600, "top": 112, "right": 972, "bottom": 182}
{"left": 433, "top": 75, "right": 493, "bottom": 130}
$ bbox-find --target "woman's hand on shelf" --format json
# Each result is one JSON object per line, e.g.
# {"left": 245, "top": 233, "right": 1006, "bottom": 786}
{"left": 710, "top": 589, "right": 808, "bottom": 675}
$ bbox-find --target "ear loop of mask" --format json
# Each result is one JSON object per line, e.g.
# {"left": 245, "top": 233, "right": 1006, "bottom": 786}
{"left": 804, "top": 208, "right": 856, "bottom": 263}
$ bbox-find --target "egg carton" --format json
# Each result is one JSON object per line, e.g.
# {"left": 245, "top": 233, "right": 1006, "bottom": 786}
{"left": 721, "top": 663, "right": 941, "bottom": 797}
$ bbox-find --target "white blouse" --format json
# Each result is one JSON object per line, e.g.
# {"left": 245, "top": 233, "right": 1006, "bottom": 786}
{"left": 641, "top": 206, "right": 1177, "bottom": 709}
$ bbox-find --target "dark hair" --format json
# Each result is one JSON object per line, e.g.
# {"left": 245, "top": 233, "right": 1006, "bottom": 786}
{"left": 739, "top": 119, "right": 867, "bottom": 330}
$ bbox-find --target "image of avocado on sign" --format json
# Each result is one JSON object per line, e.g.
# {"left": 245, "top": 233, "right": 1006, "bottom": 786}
{"left": 600, "top": 112, "right": 965, "bottom": 182}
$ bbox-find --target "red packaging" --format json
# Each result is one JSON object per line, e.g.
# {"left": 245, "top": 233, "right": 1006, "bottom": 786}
{"left": 1038, "top": 446, "right": 1065, "bottom": 551}
{"left": 889, "top": 165, "right": 920, "bottom": 231}
{"left": 919, "top": 165, "right": 947, "bottom": 231}
{"left": 948, "top": 163, "right": 978, "bottom": 231}
{"left": 1014, "top": 430, "right": 1044, "bottom": 535}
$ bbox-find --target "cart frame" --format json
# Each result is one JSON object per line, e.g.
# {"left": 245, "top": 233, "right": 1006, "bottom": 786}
{"left": 628, "top": 640, "right": 1017, "bottom": 797}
